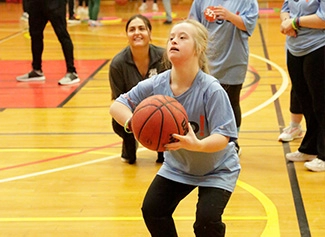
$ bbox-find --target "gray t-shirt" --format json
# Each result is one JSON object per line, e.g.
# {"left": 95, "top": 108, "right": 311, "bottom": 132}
{"left": 116, "top": 70, "right": 240, "bottom": 192}
{"left": 189, "top": 0, "right": 259, "bottom": 85}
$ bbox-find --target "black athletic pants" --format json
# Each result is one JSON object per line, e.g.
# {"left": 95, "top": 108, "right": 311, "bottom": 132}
{"left": 287, "top": 46, "right": 325, "bottom": 160}
{"left": 28, "top": 0, "right": 76, "bottom": 73}
{"left": 112, "top": 119, "right": 163, "bottom": 164}
{"left": 142, "top": 175, "right": 232, "bottom": 237}
{"left": 220, "top": 84, "right": 242, "bottom": 129}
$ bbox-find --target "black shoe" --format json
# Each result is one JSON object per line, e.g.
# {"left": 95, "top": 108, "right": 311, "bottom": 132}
{"left": 121, "top": 156, "right": 136, "bottom": 164}
{"left": 128, "top": 157, "right": 136, "bottom": 164}
{"left": 163, "top": 20, "right": 172, "bottom": 25}
{"left": 156, "top": 152, "right": 164, "bottom": 163}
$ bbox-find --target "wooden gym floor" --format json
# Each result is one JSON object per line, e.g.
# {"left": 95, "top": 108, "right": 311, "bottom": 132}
{"left": 0, "top": 1, "right": 324, "bottom": 236}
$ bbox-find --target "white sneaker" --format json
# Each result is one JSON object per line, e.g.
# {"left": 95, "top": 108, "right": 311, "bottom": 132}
{"left": 278, "top": 125, "right": 303, "bottom": 142}
{"left": 304, "top": 158, "right": 325, "bottom": 172}
{"left": 20, "top": 12, "right": 29, "bottom": 22}
{"left": 286, "top": 151, "right": 317, "bottom": 162}
{"left": 88, "top": 20, "right": 102, "bottom": 27}
{"left": 139, "top": 2, "right": 147, "bottom": 11}
{"left": 152, "top": 3, "right": 159, "bottom": 11}
{"left": 16, "top": 70, "right": 45, "bottom": 82}
{"left": 121, "top": 157, "right": 128, "bottom": 163}
{"left": 68, "top": 16, "right": 81, "bottom": 24}
{"left": 58, "top": 72, "right": 80, "bottom": 85}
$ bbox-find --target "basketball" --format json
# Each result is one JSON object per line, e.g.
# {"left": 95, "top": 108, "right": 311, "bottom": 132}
{"left": 115, "top": 0, "right": 128, "bottom": 6}
{"left": 204, "top": 6, "right": 218, "bottom": 22}
{"left": 131, "top": 95, "right": 189, "bottom": 152}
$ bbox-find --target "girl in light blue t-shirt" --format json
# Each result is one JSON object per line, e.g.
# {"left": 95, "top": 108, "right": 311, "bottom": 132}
{"left": 110, "top": 19, "right": 240, "bottom": 236}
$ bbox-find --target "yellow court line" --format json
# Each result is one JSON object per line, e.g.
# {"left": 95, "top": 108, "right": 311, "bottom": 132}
{"left": 237, "top": 180, "right": 280, "bottom": 237}
{"left": 0, "top": 53, "right": 286, "bottom": 236}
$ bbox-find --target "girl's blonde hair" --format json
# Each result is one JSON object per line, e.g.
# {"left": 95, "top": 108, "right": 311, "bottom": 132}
{"left": 164, "top": 19, "right": 210, "bottom": 74}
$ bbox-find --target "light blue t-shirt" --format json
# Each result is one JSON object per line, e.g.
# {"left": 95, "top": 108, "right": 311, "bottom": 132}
{"left": 189, "top": 0, "right": 259, "bottom": 85}
{"left": 116, "top": 70, "right": 240, "bottom": 192}
{"left": 281, "top": 0, "right": 325, "bottom": 57}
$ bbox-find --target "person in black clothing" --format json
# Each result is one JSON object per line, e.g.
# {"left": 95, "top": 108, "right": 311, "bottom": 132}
{"left": 20, "top": 0, "right": 29, "bottom": 21}
{"left": 67, "top": 0, "right": 80, "bottom": 23}
{"left": 16, "top": 0, "right": 80, "bottom": 86}
{"left": 109, "top": 15, "right": 169, "bottom": 164}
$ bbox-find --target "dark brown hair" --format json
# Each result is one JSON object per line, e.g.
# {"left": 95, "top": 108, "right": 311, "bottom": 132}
{"left": 125, "top": 14, "right": 152, "bottom": 32}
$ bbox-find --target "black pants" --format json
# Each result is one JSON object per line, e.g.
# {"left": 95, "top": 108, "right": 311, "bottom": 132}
{"left": 22, "top": 0, "right": 28, "bottom": 12}
{"left": 220, "top": 84, "right": 242, "bottom": 129}
{"left": 112, "top": 119, "right": 164, "bottom": 164}
{"left": 289, "top": 86, "right": 302, "bottom": 114}
{"left": 68, "top": 0, "right": 75, "bottom": 18}
{"left": 112, "top": 119, "right": 137, "bottom": 164}
{"left": 287, "top": 46, "right": 325, "bottom": 160}
{"left": 28, "top": 0, "right": 76, "bottom": 73}
{"left": 141, "top": 175, "right": 232, "bottom": 237}
{"left": 79, "top": 0, "right": 89, "bottom": 6}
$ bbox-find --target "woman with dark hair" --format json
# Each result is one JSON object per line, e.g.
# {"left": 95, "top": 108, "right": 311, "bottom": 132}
{"left": 109, "top": 14, "right": 169, "bottom": 164}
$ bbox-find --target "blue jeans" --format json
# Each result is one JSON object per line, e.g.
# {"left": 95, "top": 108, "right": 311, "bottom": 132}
{"left": 141, "top": 175, "right": 232, "bottom": 237}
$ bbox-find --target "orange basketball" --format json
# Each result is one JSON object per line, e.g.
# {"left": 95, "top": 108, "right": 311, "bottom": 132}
{"left": 131, "top": 95, "right": 189, "bottom": 152}
{"left": 204, "top": 6, "right": 218, "bottom": 22}
{"left": 115, "top": 0, "right": 128, "bottom": 6}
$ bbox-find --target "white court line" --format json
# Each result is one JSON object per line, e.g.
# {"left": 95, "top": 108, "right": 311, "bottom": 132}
{"left": 0, "top": 54, "right": 288, "bottom": 184}
{"left": 0, "top": 148, "right": 146, "bottom": 183}
{"left": 0, "top": 29, "right": 27, "bottom": 44}
{"left": 242, "top": 53, "right": 289, "bottom": 118}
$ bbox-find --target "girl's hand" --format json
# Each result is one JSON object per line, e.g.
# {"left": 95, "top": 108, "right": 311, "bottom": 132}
{"left": 164, "top": 123, "right": 200, "bottom": 151}
{"left": 214, "top": 6, "right": 231, "bottom": 21}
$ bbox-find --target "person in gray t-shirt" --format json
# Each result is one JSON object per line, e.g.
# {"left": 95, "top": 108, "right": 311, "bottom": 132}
{"left": 189, "top": 0, "right": 259, "bottom": 154}
{"left": 110, "top": 19, "right": 240, "bottom": 237}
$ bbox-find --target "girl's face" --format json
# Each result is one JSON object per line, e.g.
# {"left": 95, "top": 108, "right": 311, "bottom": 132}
{"left": 126, "top": 18, "right": 151, "bottom": 48}
{"left": 167, "top": 23, "right": 196, "bottom": 64}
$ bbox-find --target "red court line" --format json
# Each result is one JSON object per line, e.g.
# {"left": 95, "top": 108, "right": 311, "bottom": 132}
{"left": 0, "top": 59, "right": 106, "bottom": 108}
{"left": 0, "top": 142, "right": 122, "bottom": 172}
{"left": 240, "top": 65, "right": 260, "bottom": 101}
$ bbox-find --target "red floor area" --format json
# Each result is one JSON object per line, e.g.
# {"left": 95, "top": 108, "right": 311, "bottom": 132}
{"left": 0, "top": 60, "right": 107, "bottom": 108}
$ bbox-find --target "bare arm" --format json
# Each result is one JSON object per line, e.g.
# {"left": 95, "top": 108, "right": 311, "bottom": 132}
{"left": 300, "top": 14, "right": 325, "bottom": 29}
{"left": 281, "top": 14, "right": 325, "bottom": 34}
{"left": 109, "top": 101, "right": 133, "bottom": 127}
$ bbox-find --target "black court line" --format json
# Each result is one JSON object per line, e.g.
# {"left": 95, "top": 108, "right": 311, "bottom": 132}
{"left": 58, "top": 59, "right": 110, "bottom": 108}
{"left": 272, "top": 84, "right": 311, "bottom": 237}
{"left": 258, "top": 23, "right": 272, "bottom": 71}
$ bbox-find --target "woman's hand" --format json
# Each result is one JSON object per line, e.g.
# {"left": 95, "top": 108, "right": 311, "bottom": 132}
{"left": 280, "top": 18, "right": 297, "bottom": 37}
